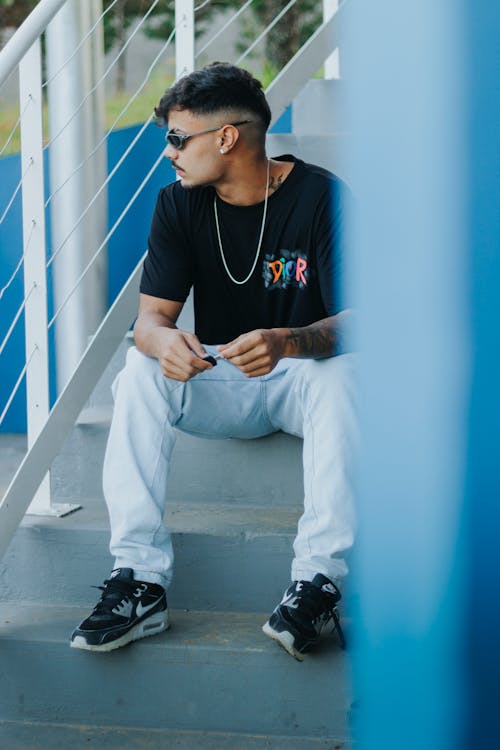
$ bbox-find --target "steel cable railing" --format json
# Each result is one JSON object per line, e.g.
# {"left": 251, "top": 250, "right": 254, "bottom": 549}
{"left": 41, "top": 0, "right": 119, "bottom": 90}
{"left": 196, "top": 0, "right": 254, "bottom": 59}
{"left": 236, "top": 0, "right": 298, "bottom": 64}
{"left": 47, "top": 150, "right": 165, "bottom": 330}
{"left": 46, "top": 112, "right": 155, "bottom": 268}
{"left": 0, "top": 254, "right": 24, "bottom": 302}
{"left": 0, "top": 220, "right": 35, "bottom": 301}
{"left": 0, "top": 345, "right": 38, "bottom": 426}
{"left": 44, "top": 0, "right": 213, "bottom": 211}
{"left": 0, "top": 96, "right": 32, "bottom": 158}
{"left": 0, "top": 282, "right": 36, "bottom": 359}
{"left": 194, "top": 0, "right": 212, "bottom": 11}
{"left": 43, "top": 0, "right": 161, "bottom": 153}
{"left": 44, "top": 23, "right": 177, "bottom": 212}
{"left": 0, "top": 158, "right": 33, "bottom": 225}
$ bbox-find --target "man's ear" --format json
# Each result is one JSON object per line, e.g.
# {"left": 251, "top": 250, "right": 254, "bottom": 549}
{"left": 219, "top": 123, "right": 240, "bottom": 153}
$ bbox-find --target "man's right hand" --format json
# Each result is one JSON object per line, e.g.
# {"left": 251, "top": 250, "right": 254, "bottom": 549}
{"left": 134, "top": 294, "right": 213, "bottom": 382}
{"left": 154, "top": 328, "right": 214, "bottom": 382}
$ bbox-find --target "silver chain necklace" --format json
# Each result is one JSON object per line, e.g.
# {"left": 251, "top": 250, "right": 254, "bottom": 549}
{"left": 213, "top": 158, "right": 270, "bottom": 285}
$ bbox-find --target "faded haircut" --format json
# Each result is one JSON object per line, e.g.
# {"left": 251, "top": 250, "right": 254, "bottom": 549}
{"left": 155, "top": 62, "right": 272, "bottom": 135}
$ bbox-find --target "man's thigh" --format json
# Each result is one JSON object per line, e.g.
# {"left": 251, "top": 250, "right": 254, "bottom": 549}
{"left": 175, "top": 356, "right": 276, "bottom": 440}
{"left": 265, "top": 354, "right": 357, "bottom": 438}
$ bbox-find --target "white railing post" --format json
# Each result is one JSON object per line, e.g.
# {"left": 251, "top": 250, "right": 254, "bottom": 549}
{"left": 18, "top": 40, "right": 49, "bottom": 516}
{"left": 19, "top": 38, "right": 81, "bottom": 518}
{"left": 323, "top": 0, "right": 340, "bottom": 78}
{"left": 79, "top": 0, "right": 108, "bottom": 334}
{"left": 46, "top": 0, "right": 95, "bottom": 394}
{"left": 19, "top": 39, "right": 51, "bottom": 516}
{"left": 175, "top": 0, "right": 195, "bottom": 79}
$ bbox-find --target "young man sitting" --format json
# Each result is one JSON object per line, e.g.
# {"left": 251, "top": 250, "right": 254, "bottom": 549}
{"left": 71, "top": 63, "right": 356, "bottom": 660}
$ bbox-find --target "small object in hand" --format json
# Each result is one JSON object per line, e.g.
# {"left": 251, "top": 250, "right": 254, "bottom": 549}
{"left": 202, "top": 355, "right": 217, "bottom": 366}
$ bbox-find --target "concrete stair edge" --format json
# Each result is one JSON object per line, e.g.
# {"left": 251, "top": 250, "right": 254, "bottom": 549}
{"left": 0, "top": 719, "right": 350, "bottom": 750}
{"left": 0, "top": 603, "right": 352, "bottom": 739}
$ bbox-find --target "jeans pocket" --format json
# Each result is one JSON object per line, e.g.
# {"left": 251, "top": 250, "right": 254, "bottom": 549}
{"left": 176, "top": 378, "right": 272, "bottom": 440}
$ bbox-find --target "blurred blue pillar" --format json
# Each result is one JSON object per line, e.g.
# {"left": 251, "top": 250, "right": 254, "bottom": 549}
{"left": 344, "top": 2, "right": 469, "bottom": 748}
{"left": 464, "top": 1, "right": 500, "bottom": 746}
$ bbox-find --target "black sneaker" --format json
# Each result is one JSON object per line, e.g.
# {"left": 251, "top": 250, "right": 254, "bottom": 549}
{"left": 262, "top": 573, "right": 345, "bottom": 660}
{"left": 70, "top": 568, "right": 168, "bottom": 652}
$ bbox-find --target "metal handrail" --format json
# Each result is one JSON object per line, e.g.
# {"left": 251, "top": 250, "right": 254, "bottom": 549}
{"left": 0, "top": 0, "right": 67, "bottom": 87}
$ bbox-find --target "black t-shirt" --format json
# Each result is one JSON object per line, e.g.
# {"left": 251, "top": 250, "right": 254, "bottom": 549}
{"left": 140, "top": 155, "right": 346, "bottom": 344}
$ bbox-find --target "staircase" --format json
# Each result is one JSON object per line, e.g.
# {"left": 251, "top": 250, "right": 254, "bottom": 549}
{"left": 0, "top": 77, "right": 353, "bottom": 747}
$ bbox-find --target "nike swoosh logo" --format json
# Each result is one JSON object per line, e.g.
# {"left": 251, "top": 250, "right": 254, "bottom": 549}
{"left": 136, "top": 599, "right": 161, "bottom": 618}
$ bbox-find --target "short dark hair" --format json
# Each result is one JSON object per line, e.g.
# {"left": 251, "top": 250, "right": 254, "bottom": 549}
{"left": 155, "top": 62, "right": 272, "bottom": 132}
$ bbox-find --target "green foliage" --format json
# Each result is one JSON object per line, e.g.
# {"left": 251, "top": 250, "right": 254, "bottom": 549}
{"left": 238, "top": 0, "right": 322, "bottom": 72}
{"left": 0, "top": 0, "right": 37, "bottom": 28}
{"left": 102, "top": 0, "right": 153, "bottom": 54}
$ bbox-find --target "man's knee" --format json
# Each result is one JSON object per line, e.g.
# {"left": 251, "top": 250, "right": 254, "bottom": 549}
{"left": 297, "top": 354, "right": 356, "bottom": 397}
{"left": 112, "top": 346, "right": 162, "bottom": 399}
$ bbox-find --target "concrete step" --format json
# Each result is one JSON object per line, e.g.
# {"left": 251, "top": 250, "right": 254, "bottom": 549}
{"left": 0, "top": 720, "right": 349, "bottom": 750}
{"left": 291, "top": 79, "right": 347, "bottom": 136}
{"left": 0, "top": 604, "right": 352, "bottom": 740}
{"left": 1, "top": 501, "right": 304, "bottom": 613}
{"left": 51, "top": 408, "right": 304, "bottom": 508}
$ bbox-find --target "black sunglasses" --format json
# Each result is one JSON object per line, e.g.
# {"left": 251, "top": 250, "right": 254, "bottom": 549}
{"left": 164, "top": 120, "right": 251, "bottom": 150}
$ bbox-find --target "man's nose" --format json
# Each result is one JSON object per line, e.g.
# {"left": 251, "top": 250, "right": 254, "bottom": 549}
{"left": 164, "top": 142, "right": 178, "bottom": 160}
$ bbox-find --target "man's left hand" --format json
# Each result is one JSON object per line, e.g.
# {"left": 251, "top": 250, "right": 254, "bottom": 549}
{"left": 217, "top": 328, "right": 287, "bottom": 377}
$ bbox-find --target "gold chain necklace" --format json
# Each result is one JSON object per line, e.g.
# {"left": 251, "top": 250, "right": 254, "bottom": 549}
{"left": 213, "top": 158, "right": 270, "bottom": 285}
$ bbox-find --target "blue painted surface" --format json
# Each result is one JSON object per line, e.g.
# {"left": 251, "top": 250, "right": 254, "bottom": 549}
{"left": 0, "top": 149, "right": 57, "bottom": 432}
{"left": 0, "top": 106, "right": 291, "bottom": 432}
{"left": 0, "top": 152, "right": 26, "bottom": 432}
{"left": 463, "top": 1, "right": 500, "bottom": 746}
{"left": 345, "top": 2, "right": 468, "bottom": 748}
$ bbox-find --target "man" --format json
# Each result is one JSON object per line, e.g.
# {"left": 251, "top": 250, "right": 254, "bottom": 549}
{"left": 71, "top": 63, "right": 356, "bottom": 660}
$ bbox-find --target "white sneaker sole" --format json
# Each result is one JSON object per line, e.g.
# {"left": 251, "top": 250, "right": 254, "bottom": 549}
{"left": 262, "top": 620, "right": 305, "bottom": 661}
{"left": 71, "top": 610, "right": 169, "bottom": 652}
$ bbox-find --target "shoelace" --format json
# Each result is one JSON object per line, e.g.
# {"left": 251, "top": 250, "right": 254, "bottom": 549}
{"left": 294, "top": 582, "right": 346, "bottom": 649}
{"left": 91, "top": 577, "right": 137, "bottom": 616}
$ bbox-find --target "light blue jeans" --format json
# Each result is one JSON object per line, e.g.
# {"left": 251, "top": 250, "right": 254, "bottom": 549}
{"left": 103, "top": 346, "right": 357, "bottom": 588}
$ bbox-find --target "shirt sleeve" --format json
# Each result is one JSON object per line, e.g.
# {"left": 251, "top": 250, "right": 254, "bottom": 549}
{"left": 314, "top": 177, "right": 349, "bottom": 316}
{"left": 140, "top": 185, "right": 193, "bottom": 302}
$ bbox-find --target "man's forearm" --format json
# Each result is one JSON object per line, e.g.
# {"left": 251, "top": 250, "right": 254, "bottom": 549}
{"left": 133, "top": 312, "right": 178, "bottom": 359}
{"left": 282, "top": 310, "right": 352, "bottom": 359}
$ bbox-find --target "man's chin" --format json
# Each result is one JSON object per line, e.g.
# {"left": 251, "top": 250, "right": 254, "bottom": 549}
{"left": 179, "top": 175, "right": 212, "bottom": 190}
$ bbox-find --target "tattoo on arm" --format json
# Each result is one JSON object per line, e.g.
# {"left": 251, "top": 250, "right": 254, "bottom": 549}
{"left": 268, "top": 173, "right": 283, "bottom": 192}
{"left": 286, "top": 316, "right": 348, "bottom": 358}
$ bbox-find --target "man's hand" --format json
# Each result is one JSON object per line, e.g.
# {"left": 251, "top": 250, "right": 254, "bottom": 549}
{"left": 217, "top": 328, "right": 287, "bottom": 377}
{"left": 154, "top": 328, "right": 213, "bottom": 382}
{"left": 134, "top": 294, "right": 214, "bottom": 382}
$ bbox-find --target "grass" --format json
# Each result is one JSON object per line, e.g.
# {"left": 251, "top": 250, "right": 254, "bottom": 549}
{"left": 0, "top": 68, "right": 173, "bottom": 158}
{"left": 0, "top": 61, "right": 325, "bottom": 158}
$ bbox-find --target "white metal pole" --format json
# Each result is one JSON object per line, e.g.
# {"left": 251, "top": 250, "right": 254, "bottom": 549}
{"left": 323, "top": 0, "right": 340, "bottom": 78}
{"left": 175, "top": 0, "right": 195, "bottom": 80}
{"left": 19, "top": 39, "right": 51, "bottom": 515}
{"left": 79, "top": 0, "right": 108, "bottom": 332}
{"left": 46, "top": 0, "right": 92, "bottom": 393}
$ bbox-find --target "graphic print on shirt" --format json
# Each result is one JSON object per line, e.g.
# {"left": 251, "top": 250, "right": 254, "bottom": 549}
{"left": 262, "top": 249, "right": 309, "bottom": 290}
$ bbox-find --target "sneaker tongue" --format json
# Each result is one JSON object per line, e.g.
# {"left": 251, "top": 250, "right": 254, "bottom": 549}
{"left": 311, "top": 573, "right": 335, "bottom": 592}
{"left": 110, "top": 568, "right": 134, "bottom": 581}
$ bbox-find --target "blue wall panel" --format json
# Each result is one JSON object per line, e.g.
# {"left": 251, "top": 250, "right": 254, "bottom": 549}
{"left": 0, "top": 153, "right": 26, "bottom": 433}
